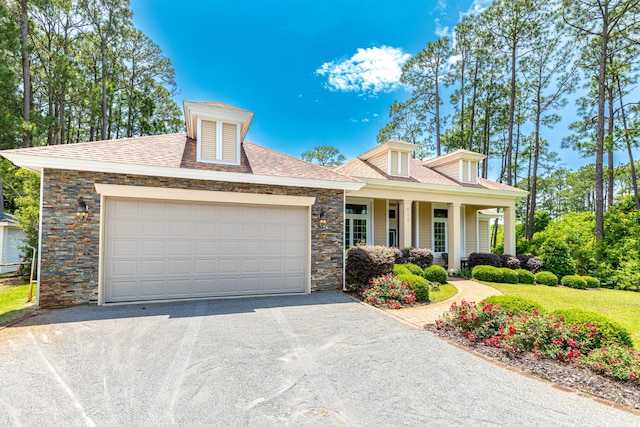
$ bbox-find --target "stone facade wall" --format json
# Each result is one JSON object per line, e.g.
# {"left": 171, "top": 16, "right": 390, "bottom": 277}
{"left": 39, "top": 169, "right": 344, "bottom": 307}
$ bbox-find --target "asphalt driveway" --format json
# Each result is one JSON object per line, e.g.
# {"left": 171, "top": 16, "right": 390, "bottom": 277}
{"left": 0, "top": 292, "right": 636, "bottom": 426}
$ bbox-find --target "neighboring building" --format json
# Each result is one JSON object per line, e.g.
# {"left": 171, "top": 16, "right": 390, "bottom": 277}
{"left": 0, "top": 101, "right": 526, "bottom": 307}
{"left": 0, "top": 213, "right": 25, "bottom": 274}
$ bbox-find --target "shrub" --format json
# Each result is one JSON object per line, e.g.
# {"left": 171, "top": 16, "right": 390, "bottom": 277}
{"left": 346, "top": 245, "right": 395, "bottom": 288}
{"left": 515, "top": 269, "right": 535, "bottom": 284}
{"left": 402, "top": 247, "right": 434, "bottom": 267}
{"left": 389, "top": 247, "right": 404, "bottom": 264}
{"left": 500, "top": 254, "right": 520, "bottom": 269}
{"left": 396, "top": 274, "right": 430, "bottom": 301}
{"left": 456, "top": 266, "right": 472, "bottom": 278}
{"left": 498, "top": 268, "right": 519, "bottom": 284}
{"left": 582, "top": 276, "right": 600, "bottom": 288}
{"left": 392, "top": 264, "right": 411, "bottom": 276}
{"left": 467, "top": 252, "right": 501, "bottom": 268}
{"left": 404, "top": 262, "right": 424, "bottom": 276}
{"left": 472, "top": 265, "right": 502, "bottom": 282}
{"left": 539, "top": 239, "right": 577, "bottom": 278}
{"left": 561, "top": 275, "right": 587, "bottom": 289}
{"left": 553, "top": 308, "right": 633, "bottom": 349}
{"left": 358, "top": 274, "right": 416, "bottom": 309}
{"left": 535, "top": 271, "right": 559, "bottom": 286}
{"left": 516, "top": 255, "right": 542, "bottom": 273}
{"left": 423, "top": 265, "right": 448, "bottom": 283}
{"left": 481, "top": 295, "right": 546, "bottom": 314}
{"left": 581, "top": 344, "right": 640, "bottom": 383}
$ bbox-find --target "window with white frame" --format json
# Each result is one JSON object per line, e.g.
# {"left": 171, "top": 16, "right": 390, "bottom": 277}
{"left": 345, "top": 203, "right": 369, "bottom": 247}
{"left": 433, "top": 208, "right": 448, "bottom": 254}
{"left": 389, "top": 151, "right": 410, "bottom": 177}
{"left": 461, "top": 160, "right": 478, "bottom": 183}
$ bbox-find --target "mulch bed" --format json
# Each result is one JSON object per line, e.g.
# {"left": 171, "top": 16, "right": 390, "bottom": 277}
{"left": 427, "top": 323, "right": 640, "bottom": 412}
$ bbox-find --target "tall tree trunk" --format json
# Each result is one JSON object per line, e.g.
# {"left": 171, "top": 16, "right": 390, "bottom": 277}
{"left": 526, "top": 91, "right": 542, "bottom": 240}
{"left": 101, "top": 36, "right": 108, "bottom": 140}
{"left": 435, "top": 70, "right": 441, "bottom": 156}
{"left": 594, "top": 10, "right": 608, "bottom": 240}
{"left": 617, "top": 76, "right": 640, "bottom": 209}
{"left": 607, "top": 85, "right": 614, "bottom": 209}
{"left": 469, "top": 61, "right": 479, "bottom": 150}
{"left": 20, "top": 0, "right": 31, "bottom": 148}
{"left": 506, "top": 43, "right": 517, "bottom": 186}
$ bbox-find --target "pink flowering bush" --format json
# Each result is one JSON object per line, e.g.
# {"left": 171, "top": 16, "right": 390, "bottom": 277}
{"left": 358, "top": 274, "right": 416, "bottom": 309}
{"left": 436, "top": 300, "right": 640, "bottom": 384}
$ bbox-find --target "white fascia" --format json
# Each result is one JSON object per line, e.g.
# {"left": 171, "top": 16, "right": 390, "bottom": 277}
{"left": 352, "top": 177, "right": 528, "bottom": 200}
{"left": 2, "top": 152, "right": 365, "bottom": 192}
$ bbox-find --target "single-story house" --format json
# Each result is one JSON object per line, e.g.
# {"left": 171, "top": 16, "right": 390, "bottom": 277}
{"left": 0, "top": 212, "right": 25, "bottom": 274}
{"left": 1, "top": 101, "right": 526, "bottom": 307}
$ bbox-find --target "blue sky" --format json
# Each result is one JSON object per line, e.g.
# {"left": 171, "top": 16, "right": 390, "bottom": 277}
{"left": 128, "top": 0, "right": 625, "bottom": 175}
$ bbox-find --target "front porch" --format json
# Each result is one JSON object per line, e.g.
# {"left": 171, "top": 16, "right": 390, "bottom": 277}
{"left": 345, "top": 195, "right": 516, "bottom": 270}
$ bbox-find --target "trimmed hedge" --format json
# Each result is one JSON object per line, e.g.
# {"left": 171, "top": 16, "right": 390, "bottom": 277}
{"left": 472, "top": 265, "right": 502, "bottom": 282}
{"left": 402, "top": 247, "right": 434, "bottom": 268}
{"left": 554, "top": 308, "right": 633, "bottom": 349}
{"left": 423, "top": 265, "right": 448, "bottom": 284}
{"left": 468, "top": 252, "right": 502, "bottom": 268}
{"left": 561, "top": 275, "right": 587, "bottom": 290}
{"left": 404, "top": 262, "right": 425, "bottom": 276}
{"left": 397, "top": 273, "right": 430, "bottom": 301}
{"left": 393, "top": 264, "right": 411, "bottom": 276}
{"left": 516, "top": 255, "right": 542, "bottom": 273}
{"left": 535, "top": 271, "right": 559, "bottom": 286}
{"left": 498, "top": 267, "right": 519, "bottom": 284}
{"left": 481, "top": 295, "right": 546, "bottom": 314}
{"left": 500, "top": 254, "right": 520, "bottom": 269}
{"left": 515, "top": 268, "right": 535, "bottom": 284}
{"left": 582, "top": 276, "right": 600, "bottom": 288}
{"left": 346, "top": 245, "right": 395, "bottom": 287}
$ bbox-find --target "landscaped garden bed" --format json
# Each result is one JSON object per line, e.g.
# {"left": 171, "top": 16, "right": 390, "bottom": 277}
{"left": 429, "top": 298, "right": 640, "bottom": 410}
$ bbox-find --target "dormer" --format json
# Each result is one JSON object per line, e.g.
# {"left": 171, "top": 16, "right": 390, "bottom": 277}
{"left": 183, "top": 101, "right": 254, "bottom": 165}
{"left": 358, "top": 139, "right": 417, "bottom": 178}
{"left": 423, "top": 149, "right": 485, "bottom": 184}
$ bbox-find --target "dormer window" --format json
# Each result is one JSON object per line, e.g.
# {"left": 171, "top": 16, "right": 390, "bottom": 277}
{"left": 183, "top": 101, "right": 255, "bottom": 167}
{"left": 197, "top": 119, "right": 240, "bottom": 164}
{"left": 461, "top": 159, "right": 478, "bottom": 184}
{"left": 389, "top": 150, "right": 410, "bottom": 177}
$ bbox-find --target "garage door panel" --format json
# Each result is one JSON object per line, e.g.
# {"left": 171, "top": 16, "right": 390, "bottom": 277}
{"left": 140, "top": 259, "right": 165, "bottom": 275}
{"left": 105, "top": 199, "right": 308, "bottom": 303}
{"left": 141, "top": 220, "right": 167, "bottom": 237}
{"left": 140, "top": 240, "right": 166, "bottom": 256}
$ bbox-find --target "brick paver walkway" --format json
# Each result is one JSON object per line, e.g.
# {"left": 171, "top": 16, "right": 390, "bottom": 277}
{"left": 385, "top": 278, "right": 502, "bottom": 328}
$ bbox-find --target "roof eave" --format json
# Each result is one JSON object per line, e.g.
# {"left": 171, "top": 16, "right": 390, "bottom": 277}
{"left": 351, "top": 177, "right": 528, "bottom": 199}
{"left": 1, "top": 152, "right": 365, "bottom": 192}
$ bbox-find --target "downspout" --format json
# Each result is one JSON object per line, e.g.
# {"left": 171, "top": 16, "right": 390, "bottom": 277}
{"left": 342, "top": 191, "right": 347, "bottom": 291}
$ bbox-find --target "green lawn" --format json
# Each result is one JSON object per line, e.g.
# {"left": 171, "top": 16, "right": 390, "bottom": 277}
{"left": 484, "top": 283, "right": 640, "bottom": 347}
{"left": 0, "top": 283, "right": 33, "bottom": 326}
{"left": 430, "top": 283, "right": 457, "bottom": 304}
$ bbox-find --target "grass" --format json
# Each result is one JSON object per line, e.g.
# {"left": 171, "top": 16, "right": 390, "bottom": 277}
{"left": 484, "top": 282, "right": 640, "bottom": 347}
{"left": 0, "top": 283, "right": 33, "bottom": 326}
{"left": 430, "top": 283, "right": 457, "bottom": 304}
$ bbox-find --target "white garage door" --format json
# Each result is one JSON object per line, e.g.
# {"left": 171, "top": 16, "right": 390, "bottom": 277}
{"left": 104, "top": 198, "right": 308, "bottom": 303}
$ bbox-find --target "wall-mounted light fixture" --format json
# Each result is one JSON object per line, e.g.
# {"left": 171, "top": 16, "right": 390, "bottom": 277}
{"left": 76, "top": 196, "right": 89, "bottom": 221}
{"left": 318, "top": 208, "right": 327, "bottom": 228}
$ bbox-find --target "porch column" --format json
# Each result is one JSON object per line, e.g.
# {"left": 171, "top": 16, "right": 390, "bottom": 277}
{"left": 503, "top": 206, "right": 516, "bottom": 255}
{"left": 399, "top": 199, "right": 412, "bottom": 248}
{"left": 448, "top": 202, "right": 461, "bottom": 270}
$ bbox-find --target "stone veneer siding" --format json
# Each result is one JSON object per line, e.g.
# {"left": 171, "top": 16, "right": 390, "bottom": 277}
{"left": 39, "top": 169, "right": 344, "bottom": 307}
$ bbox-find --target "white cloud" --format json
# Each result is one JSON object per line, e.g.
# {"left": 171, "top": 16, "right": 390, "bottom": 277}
{"left": 434, "top": 18, "right": 451, "bottom": 38}
{"left": 460, "top": 0, "right": 492, "bottom": 18}
{"left": 316, "top": 46, "right": 411, "bottom": 94}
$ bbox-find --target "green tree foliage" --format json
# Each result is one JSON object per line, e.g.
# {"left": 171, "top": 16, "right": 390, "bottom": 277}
{"left": 539, "top": 239, "right": 577, "bottom": 278}
{"left": 300, "top": 145, "right": 346, "bottom": 166}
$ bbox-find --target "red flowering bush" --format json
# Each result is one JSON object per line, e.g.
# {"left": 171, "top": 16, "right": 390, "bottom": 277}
{"left": 358, "top": 274, "right": 416, "bottom": 309}
{"left": 437, "top": 300, "right": 640, "bottom": 384}
{"left": 581, "top": 344, "right": 640, "bottom": 383}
